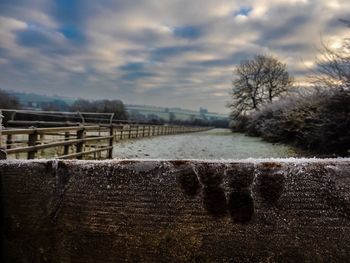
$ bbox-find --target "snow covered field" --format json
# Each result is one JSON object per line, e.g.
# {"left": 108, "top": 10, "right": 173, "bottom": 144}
{"left": 113, "top": 128, "right": 303, "bottom": 159}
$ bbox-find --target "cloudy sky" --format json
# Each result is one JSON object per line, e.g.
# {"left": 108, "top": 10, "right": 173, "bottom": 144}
{"left": 0, "top": 0, "right": 349, "bottom": 113}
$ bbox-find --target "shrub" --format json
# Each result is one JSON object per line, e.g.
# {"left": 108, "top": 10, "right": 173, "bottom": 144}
{"left": 242, "top": 88, "right": 350, "bottom": 156}
{"left": 229, "top": 115, "right": 249, "bottom": 132}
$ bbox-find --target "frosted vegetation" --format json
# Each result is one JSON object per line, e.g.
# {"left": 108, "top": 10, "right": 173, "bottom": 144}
{"left": 232, "top": 89, "right": 349, "bottom": 156}
{"left": 229, "top": 22, "right": 349, "bottom": 157}
{"left": 112, "top": 129, "right": 305, "bottom": 159}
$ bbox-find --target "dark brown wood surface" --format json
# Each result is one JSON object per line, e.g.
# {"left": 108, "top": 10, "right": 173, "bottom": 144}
{"left": 1, "top": 160, "right": 350, "bottom": 262}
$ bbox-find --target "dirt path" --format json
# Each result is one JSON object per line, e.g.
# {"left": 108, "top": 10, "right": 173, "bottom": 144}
{"left": 113, "top": 128, "right": 301, "bottom": 159}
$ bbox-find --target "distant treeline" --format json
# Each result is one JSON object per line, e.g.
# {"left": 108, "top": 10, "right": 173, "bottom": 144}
{"left": 0, "top": 93, "right": 128, "bottom": 121}
{"left": 0, "top": 91, "right": 228, "bottom": 127}
{"left": 0, "top": 90, "right": 21, "bottom": 110}
{"left": 70, "top": 99, "right": 128, "bottom": 120}
{"left": 128, "top": 109, "right": 228, "bottom": 128}
{"left": 133, "top": 116, "right": 229, "bottom": 128}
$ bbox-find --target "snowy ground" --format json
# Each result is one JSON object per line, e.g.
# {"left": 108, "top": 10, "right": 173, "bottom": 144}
{"left": 113, "top": 128, "right": 305, "bottom": 159}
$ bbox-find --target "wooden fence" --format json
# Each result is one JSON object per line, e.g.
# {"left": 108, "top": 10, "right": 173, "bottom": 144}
{"left": 0, "top": 124, "right": 209, "bottom": 160}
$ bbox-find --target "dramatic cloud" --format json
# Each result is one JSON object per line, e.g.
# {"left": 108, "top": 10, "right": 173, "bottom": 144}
{"left": 0, "top": 0, "right": 349, "bottom": 113}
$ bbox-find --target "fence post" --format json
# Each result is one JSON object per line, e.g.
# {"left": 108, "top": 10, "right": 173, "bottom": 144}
{"left": 0, "top": 149, "right": 5, "bottom": 160}
{"left": 108, "top": 125, "right": 114, "bottom": 159}
{"left": 0, "top": 110, "right": 6, "bottom": 160}
{"left": 76, "top": 127, "right": 85, "bottom": 160}
{"left": 64, "top": 132, "right": 70, "bottom": 155}
{"left": 27, "top": 130, "right": 38, "bottom": 159}
{"left": 6, "top": 134, "right": 12, "bottom": 149}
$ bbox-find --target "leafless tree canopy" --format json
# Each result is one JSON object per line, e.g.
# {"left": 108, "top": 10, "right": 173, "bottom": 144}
{"left": 0, "top": 90, "right": 21, "bottom": 109}
{"left": 229, "top": 55, "right": 293, "bottom": 118}
{"left": 313, "top": 20, "right": 350, "bottom": 90}
{"left": 71, "top": 99, "right": 128, "bottom": 120}
{"left": 314, "top": 46, "right": 350, "bottom": 90}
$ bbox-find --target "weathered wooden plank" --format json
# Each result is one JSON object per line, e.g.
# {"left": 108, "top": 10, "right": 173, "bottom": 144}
{"left": 1, "top": 159, "right": 350, "bottom": 262}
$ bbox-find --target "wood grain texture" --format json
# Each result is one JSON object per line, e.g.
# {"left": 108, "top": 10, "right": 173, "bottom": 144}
{"left": 1, "top": 160, "right": 350, "bottom": 262}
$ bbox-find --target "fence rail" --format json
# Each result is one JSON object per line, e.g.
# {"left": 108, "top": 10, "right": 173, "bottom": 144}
{"left": 0, "top": 124, "right": 210, "bottom": 160}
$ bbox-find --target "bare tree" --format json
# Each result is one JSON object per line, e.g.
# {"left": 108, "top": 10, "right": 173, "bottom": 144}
{"left": 94, "top": 99, "right": 128, "bottom": 120}
{"left": 0, "top": 90, "right": 21, "bottom": 109}
{"left": 263, "top": 56, "right": 293, "bottom": 102}
{"left": 229, "top": 55, "right": 293, "bottom": 117}
{"left": 313, "top": 41, "right": 350, "bottom": 91}
{"left": 70, "top": 99, "right": 93, "bottom": 112}
{"left": 70, "top": 99, "right": 128, "bottom": 120}
{"left": 311, "top": 20, "right": 349, "bottom": 91}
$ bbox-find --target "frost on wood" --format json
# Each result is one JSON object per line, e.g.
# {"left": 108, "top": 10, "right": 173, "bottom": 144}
{"left": 1, "top": 159, "right": 350, "bottom": 262}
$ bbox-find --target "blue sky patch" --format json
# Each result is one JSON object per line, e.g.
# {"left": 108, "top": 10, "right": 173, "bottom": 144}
{"left": 119, "top": 62, "right": 145, "bottom": 71}
{"left": 234, "top": 6, "right": 253, "bottom": 17}
{"left": 121, "top": 71, "right": 156, "bottom": 81}
{"left": 150, "top": 45, "right": 199, "bottom": 61}
{"left": 53, "top": 0, "right": 82, "bottom": 25}
{"left": 173, "top": 26, "right": 202, "bottom": 39}
{"left": 59, "top": 26, "right": 85, "bottom": 43}
{"left": 16, "top": 28, "right": 53, "bottom": 47}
